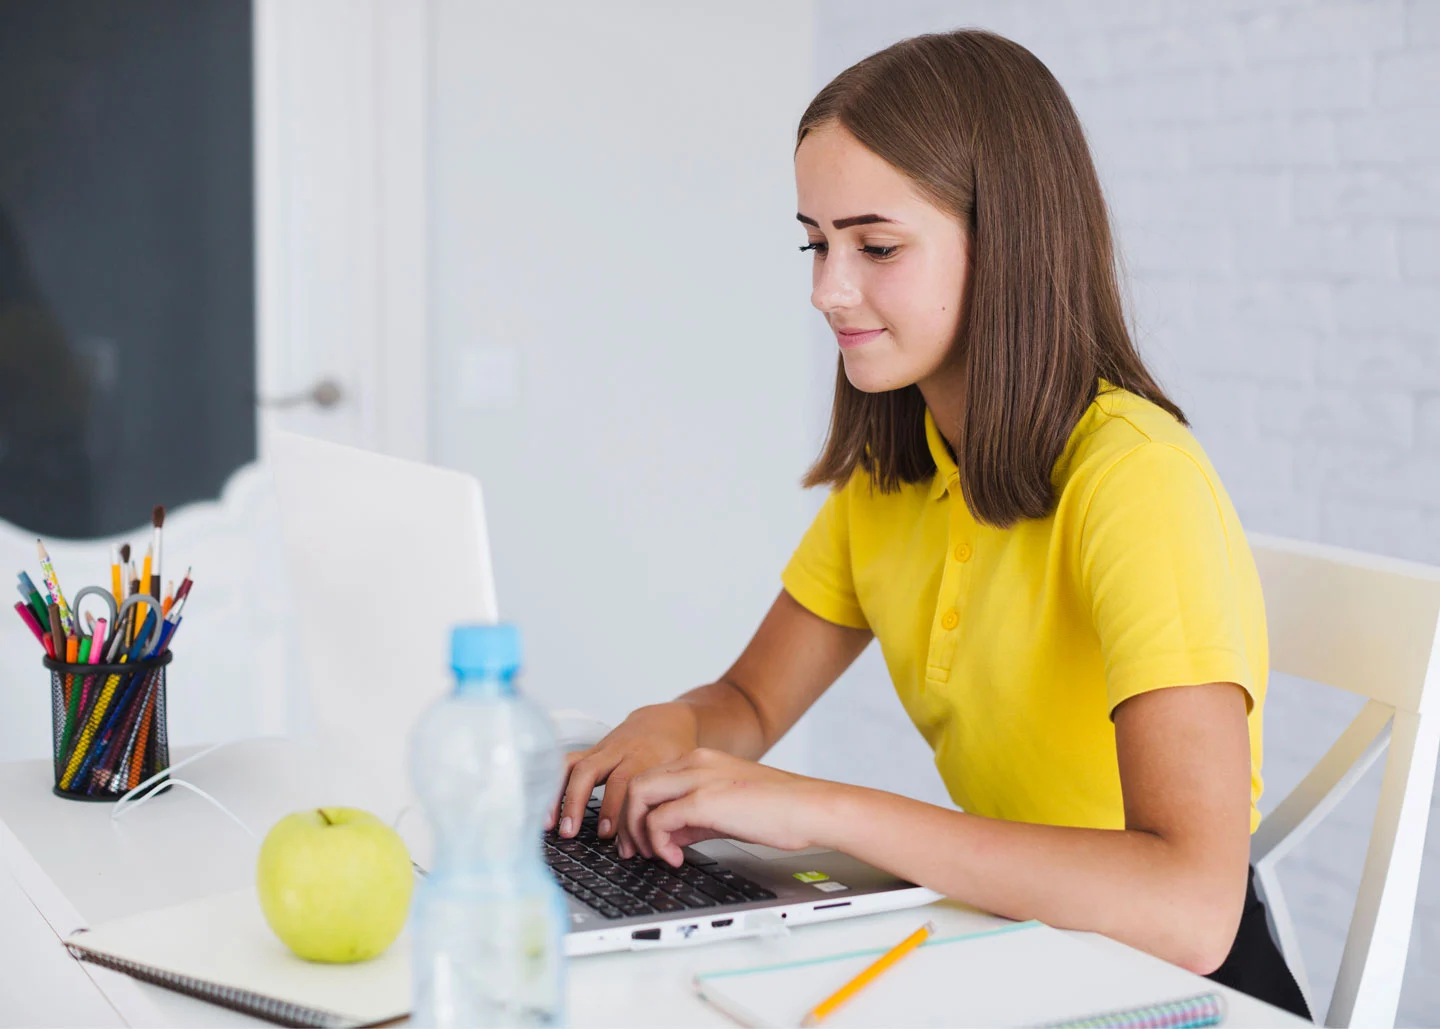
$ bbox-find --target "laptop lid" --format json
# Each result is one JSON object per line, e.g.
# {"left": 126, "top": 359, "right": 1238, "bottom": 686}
{"left": 268, "top": 430, "right": 498, "bottom": 787}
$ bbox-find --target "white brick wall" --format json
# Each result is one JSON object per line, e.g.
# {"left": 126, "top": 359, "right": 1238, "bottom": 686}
{"left": 804, "top": 2, "right": 1440, "bottom": 1022}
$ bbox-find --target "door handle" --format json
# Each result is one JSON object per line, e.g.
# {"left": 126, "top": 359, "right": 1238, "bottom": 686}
{"left": 257, "top": 378, "right": 344, "bottom": 410}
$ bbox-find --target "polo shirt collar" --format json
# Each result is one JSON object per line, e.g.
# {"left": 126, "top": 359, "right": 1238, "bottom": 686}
{"left": 925, "top": 407, "right": 959, "bottom": 501}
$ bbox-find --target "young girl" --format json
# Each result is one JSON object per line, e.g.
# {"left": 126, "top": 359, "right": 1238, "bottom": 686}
{"left": 549, "top": 29, "right": 1308, "bottom": 1017}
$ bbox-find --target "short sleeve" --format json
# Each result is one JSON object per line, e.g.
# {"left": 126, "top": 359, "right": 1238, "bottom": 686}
{"left": 1080, "top": 442, "right": 1255, "bottom": 716}
{"left": 781, "top": 480, "right": 869, "bottom": 630}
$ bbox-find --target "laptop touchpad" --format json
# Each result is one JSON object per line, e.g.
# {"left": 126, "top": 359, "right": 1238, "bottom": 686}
{"left": 699, "top": 839, "right": 833, "bottom": 861}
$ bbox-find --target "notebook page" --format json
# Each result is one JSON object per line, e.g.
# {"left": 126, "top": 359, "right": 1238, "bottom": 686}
{"left": 695, "top": 921, "right": 1215, "bottom": 1029}
{"left": 67, "top": 889, "right": 409, "bottom": 1024}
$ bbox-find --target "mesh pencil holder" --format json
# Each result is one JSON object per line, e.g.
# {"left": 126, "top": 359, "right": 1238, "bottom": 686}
{"left": 46, "top": 650, "right": 173, "bottom": 802}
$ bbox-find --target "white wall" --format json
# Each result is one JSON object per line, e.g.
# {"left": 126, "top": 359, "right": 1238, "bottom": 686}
{"left": 428, "top": 1, "right": 817, "bottom": 769}
{"left": 810, "top": 2, "right": 1440, "bottom": 1023}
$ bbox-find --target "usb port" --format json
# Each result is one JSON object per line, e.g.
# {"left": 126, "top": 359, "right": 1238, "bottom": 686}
{"left": 630, "top": 928, "right": 661, "bottom": 941}
{"left": 711, "top": 918, "right": 733, "bottom": 928}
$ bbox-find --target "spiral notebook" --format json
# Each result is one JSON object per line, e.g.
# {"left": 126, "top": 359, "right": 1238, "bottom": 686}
{"left": 693, "top": 920, "right": 1228, "bottom": 1028}
{"left": 64, "top": 889, "right": 409, "bottom": 1028}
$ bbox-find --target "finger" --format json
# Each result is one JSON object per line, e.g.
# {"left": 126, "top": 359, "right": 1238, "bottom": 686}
{"left": 559, "top": 751, "right": 620, "bottom": 837}
{"left": 623, "top": 767, "right": 708, "bottom": 858}
{"left": 617, "top": 825, "right": 637, "bottom": 860}
{"left": 646, "top": 794, "right": 714, "bottom": 867}
{"left": 666, "top": 826, "right": 725, "bottom": 852}
{"left": 596, "top": 761, "right": 642, "bottom": 838}
{"left": 547, "top": 749, "right": 591, "bottom": 830}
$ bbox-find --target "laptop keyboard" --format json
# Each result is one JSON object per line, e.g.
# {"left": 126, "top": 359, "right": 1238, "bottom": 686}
{"left": 544, "top": 796, "right": 777, "bottom": 920}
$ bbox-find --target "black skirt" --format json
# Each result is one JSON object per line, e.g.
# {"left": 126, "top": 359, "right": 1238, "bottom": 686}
{"left": 1205, "top": 866, "right": 1312, "bottom": 1020}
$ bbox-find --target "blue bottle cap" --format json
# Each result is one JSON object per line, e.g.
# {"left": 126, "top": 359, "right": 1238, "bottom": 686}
{"left": 451, "top": 623, "right": 522, "bottom": 681}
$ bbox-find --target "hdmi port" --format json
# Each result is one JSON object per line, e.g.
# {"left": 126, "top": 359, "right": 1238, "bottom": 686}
{"left": 711, "top": 918, "right": 734, "bottom": 928}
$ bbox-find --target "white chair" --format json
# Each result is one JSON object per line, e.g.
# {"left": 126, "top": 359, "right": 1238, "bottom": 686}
{"left": 1249, "top": 533, "right": 1440, "bottom": 1027}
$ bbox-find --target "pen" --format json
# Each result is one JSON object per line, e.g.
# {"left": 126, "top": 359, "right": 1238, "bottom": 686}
{"left": 15, "top": 581, "right": 41, "bottom": 624}
{"left": 800, "top": 920, "right": 935, "bottom": 1027}
{"left": 13, "top": 601, "right": 45, "bottom": 646}
{"left": 36, "top": 540, "right": 73, "bottom": 635}
{"left": 82, "top": 616, "right": 105, "bottom": 710}
{"left": 63, "top": 635, "right": 79, "bottom": 707}
{"left": 57, "top": 635, "right": 93, "bottom": 762}
{"left": 91, "top": 618, "right": 107, "bottom": 661}
{"left": 18, "top": 572, "right": 47, "bottom": 624}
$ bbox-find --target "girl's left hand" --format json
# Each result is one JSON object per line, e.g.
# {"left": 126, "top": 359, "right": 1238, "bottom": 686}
{"left": 618, "top": 748, "right": 833, "bottom": 865}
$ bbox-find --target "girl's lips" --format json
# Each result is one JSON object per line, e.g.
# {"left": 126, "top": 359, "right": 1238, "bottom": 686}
{"left": 836, "top": 328, "right": 885, "bottom": 348}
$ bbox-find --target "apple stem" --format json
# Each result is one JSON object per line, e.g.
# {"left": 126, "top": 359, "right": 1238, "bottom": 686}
{"left": 317, "top": 808, "right": 333, "bottom": 826}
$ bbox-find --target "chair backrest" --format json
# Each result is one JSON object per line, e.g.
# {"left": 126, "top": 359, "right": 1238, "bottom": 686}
{"left": 1248, "top": 533, "right": 1440, "bottom": 1027}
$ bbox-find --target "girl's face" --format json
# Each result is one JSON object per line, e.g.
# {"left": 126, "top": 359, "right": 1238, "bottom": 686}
{"left": 794, "top": 121, "right": 969, "bottom": 395}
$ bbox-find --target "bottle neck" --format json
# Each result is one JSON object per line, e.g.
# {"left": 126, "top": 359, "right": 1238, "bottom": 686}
{"left": 453, "top": 669, "right": 518, "bottom": 697}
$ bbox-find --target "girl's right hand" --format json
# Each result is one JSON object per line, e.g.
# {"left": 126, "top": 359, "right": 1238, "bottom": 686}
{"left": 547, "top": 701, "right": 700, "bottom": 856}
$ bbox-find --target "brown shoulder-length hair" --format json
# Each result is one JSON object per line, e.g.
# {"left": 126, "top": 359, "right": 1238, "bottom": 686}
{"left": 799, "top": 29, "right": 1185, "bottom": 527}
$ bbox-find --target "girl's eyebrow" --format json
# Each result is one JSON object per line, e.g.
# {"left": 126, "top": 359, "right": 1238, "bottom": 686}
{"left": 796, "top": 213, "right": 899, "bottom": 229}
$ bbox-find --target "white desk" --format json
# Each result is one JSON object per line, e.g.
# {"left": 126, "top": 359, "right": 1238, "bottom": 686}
{"left": 0, "top": 737, "right": 1308, "bottom": 1028}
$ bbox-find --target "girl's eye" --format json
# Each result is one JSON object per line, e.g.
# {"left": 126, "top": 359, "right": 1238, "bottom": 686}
{"left": 797, "top": 242, "right": 898, "bottom": 259}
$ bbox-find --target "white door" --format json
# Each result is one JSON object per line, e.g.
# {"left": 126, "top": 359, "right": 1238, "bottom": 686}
{"left": 0, "top": 0, "right": 428, "bottom": 760}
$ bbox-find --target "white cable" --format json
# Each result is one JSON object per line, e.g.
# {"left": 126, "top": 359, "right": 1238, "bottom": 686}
{"left": 114, "top": 778, "right": 258, "bottom": 840}
{"left": 110, "top": 740, "right": 258, "bottom": 840}
{"left": 109, "top": 738, "right": 429, "bottom": 861}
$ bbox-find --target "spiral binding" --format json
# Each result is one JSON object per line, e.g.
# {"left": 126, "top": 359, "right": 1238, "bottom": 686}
{"left": 1041, "top": 990, "right": 1225, "bottom": 1029}
{"left": 65, "top": 937, "right": 355, "bottom": 1029}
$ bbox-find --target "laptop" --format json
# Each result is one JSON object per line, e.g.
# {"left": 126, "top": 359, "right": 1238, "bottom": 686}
{"left": 268, "top": 430, "right": 939, "bottom": 955}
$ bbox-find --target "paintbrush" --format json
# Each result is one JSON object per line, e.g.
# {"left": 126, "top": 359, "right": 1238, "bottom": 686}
{"left": 150, "top": 505, "right": 165, "bottom": 611}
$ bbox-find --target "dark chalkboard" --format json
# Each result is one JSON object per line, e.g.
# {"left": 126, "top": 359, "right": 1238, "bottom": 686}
{"left": 0, "top": 0, "right": 254, "bottom": 538}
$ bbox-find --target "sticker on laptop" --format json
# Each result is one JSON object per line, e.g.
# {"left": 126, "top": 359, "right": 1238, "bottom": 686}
{"left": 792, "top": 870, "right": 830, "bottom": 883}
{"left": 811, "top": 880, "right": 849, "bottom": 892}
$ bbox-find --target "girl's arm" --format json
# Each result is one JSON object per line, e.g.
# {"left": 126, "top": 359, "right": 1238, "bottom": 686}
{"left": 553, "top": 590, "right": 872, "bottom": 851}
{"left": 623, "top": 680, "right": 1252, "bottom": 976}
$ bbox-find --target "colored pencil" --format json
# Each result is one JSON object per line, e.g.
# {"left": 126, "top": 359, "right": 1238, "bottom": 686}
{"left": 47, "top": 603, "right": 65, "bottom": 660}
{"left": 800, "top": 921, "right": 936, "bottom": 1027}
{"left": 35, "top": 540, "right": 72, "bottom": 635}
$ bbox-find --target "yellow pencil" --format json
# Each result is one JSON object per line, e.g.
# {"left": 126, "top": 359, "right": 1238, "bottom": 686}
{"left": 137, "top": 544, "right": 153, "bottom": 634}
{"left": 110, "top": 544, "right": 123, "bottom": 607}
{"left": 800, "top": 920, "right": 935, "bottom": 1027}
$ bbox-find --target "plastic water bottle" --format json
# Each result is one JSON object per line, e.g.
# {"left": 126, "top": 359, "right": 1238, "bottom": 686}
{"left": 410, "top": 623, "right": 566, "bottom": 1028}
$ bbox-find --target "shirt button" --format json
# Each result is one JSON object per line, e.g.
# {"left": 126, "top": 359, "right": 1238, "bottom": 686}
{"left": 953, "top": 543, "right": 973, "bottom": 562}
{"left": 940, "top": 608, "right": 959, "bottom": 630}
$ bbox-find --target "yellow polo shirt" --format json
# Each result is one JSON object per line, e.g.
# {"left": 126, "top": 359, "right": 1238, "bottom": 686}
{"left": 782, "top": 384, "right": 1267, "bottom": 831}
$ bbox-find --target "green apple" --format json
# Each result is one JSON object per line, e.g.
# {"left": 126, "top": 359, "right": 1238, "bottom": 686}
{"left": 256, "top": 807, "right": 414, "bottom": 963}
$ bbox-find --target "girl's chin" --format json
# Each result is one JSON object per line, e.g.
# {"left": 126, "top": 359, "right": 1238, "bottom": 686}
{"left": 841, "top": 356, "right": 919, "bottom": 394}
